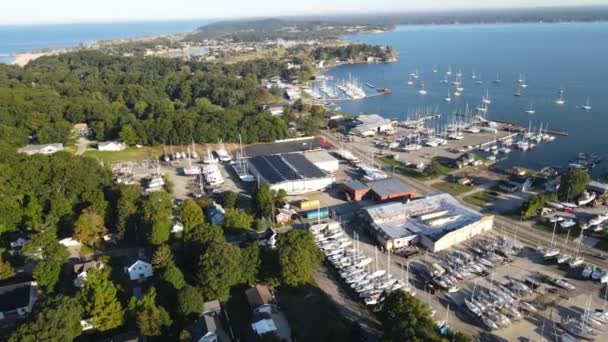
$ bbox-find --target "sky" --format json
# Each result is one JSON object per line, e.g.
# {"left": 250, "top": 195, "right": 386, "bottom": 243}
{"left": 2, "top": 0, "right": 606, "bottom": 25}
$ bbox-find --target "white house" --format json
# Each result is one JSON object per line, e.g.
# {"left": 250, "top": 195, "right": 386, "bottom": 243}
{"left": 17, "top": 143, "right": 64, "bottom": 155}
{"left": 98, "top": 141, "right": 127, "bottom": 152}
{"left": 125, "top": 260, "right": 154, "bottom": 281}
{"left": 172, "top": 221, "right": 184, "bottom": 234}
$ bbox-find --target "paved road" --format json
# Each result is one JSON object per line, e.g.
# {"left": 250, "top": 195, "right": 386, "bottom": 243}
{"left": 319, "top": 129, "right": 608, "bottom": 269}
{"left": 75, "top": 137, "right": 89, "bottom": 155}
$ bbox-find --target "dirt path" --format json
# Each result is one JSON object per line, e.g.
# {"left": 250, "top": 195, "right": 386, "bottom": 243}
{"left": 313, "top": 266, "right": 383, "bottom": 341}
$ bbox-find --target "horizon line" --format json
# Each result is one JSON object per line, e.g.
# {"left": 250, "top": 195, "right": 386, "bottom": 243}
{"left": 2, "top": 4, "right": 608, "bottom": 27}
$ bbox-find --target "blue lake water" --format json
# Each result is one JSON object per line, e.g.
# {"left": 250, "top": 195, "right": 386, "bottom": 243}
{"left": 0, "top": 20, "right": 208, "bottom": 63}
{"left": 324, "top": 23, "right": 608, "bottom": 176}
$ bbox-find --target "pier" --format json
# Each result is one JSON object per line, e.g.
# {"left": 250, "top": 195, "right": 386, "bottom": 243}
{"left": 541, "top": 129, "right": 569, "bottom": 137}
{"left": 318, "top": 89, "right": 392, "bottom": 103}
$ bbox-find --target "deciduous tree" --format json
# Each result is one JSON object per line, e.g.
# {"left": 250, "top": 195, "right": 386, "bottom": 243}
{"left": 559, "top": 168, "right": 591, "bottom": 200}
{"left": 73, "top": 207, "right": 108, "bottom": 248}
{"left": 78, "top": 269, "right": 124, "bottom": 331}
{"left": 129, "top": 287, "right": 172, "bottom": 336}
{"left": 9, "top": 296, "right": 83, "bottom": 342}
{"left": 277, "top": 230, "right": 323, "bottom": 286}
{"left": 196, "top": 241, "right": 242, "bottom": 301}
{"left": 224, "top": 208, "right": 253, "bottom": 231}
{"left": 240, "top": 243, "right": 261, "bottom": 285}
{"left": 177, "top": 285, "right": 204, "bottom": 317}
{"left": 179, "top": 198, "right": 205, "bottom": 231}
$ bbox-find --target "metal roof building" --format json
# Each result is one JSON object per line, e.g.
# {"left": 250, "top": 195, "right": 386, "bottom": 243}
{"left": 351, "top": 114, "right": 393, "bottom": 137}
{"left": 248, "top": 153, "right": 334, "bottom": 195}
{"left": 360, "top": 193, "right": 493, "bottom": 252}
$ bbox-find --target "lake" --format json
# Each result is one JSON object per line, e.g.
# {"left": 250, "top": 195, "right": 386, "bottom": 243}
{"left": 323, "top": 23, "right": 608, "bottom": 175}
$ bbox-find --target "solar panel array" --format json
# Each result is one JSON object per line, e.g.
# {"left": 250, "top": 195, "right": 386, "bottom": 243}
{"left": 248, "top": 153, "right": 328, "bottom": 184}
{"left": 265, "top": 155, "right": 301, "bottom": 180}
{"left": 249, "top": 156, "right": 285, "bottom": 184}
{"left": 282, "top": 153, "right": 327, "bottom": 178}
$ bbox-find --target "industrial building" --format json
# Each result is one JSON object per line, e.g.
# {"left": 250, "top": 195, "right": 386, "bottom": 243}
{"left": 359, "top": 193, "right": 493, "bottom": 252}
{"left": 303, "top": 150, "right": 339, "bottom": 174}
{"left": 247, "top": 153, "right": 334, "bottom": 195}
{"left": 351, "top": 114, "right": 393, "bottom": 137}
{"left": 342, "top": 178, "right": 415, "bottom": 201}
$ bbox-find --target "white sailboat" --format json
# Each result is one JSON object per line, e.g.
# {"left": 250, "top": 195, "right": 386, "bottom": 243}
{"left": 483, "top": 90, "right": 492, "bottom": 104}
{"left": 444, "top": 89, "right": 452, "bottom": 102}
{"left": 514, "top": 85, "right": 522, "bottom": 97}
{"left": 555, "top": 89, "right": 566, "bottom": 105}
{"left": 493, "top": 73, "right": 501, "bottom": 84}
{"left": 581, "top": 97, "right": 592, "bottom": 111}
{"left": 418, "top": 82, "right": 427, "bottom": 95}
{"left": 568, "top": 231, "right": 584, "bottom": 268}
{"left": 406, "top": 75, "right": 414, "bottom": 85}
{"left": 543, "top": 221, "right": 560, "bottom": 260}
{"left": 525, "top": 103, "right": 536, "bottom": 115}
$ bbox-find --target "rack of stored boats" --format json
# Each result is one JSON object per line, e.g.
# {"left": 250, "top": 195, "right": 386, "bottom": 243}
{"left": 310, "top": 221, "right": 414, "bottom": 307}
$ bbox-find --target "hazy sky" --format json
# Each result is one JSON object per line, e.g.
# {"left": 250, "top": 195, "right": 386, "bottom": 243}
{"left": 2, "top": 0, "right": 605, "bottom": 25}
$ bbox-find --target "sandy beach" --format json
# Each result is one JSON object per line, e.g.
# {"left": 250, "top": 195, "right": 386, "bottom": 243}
{"left": 10, "top": 51, "right": 59, "bottom": 66}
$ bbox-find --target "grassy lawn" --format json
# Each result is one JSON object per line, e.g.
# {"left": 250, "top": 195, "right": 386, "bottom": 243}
{"left": 432, "top": 181, "right": 475, "bottom": 196}
{"left": 277, "top": 280, "right": 351, "bottom": 341}
{"left": 379, "top": 156, "right": 452, "bottom": 181}
{"left": 463, "top": 190, "right": 500, "bottom": 207}
{"left": 82, "top": 146, "right": 166, "bottom": 163}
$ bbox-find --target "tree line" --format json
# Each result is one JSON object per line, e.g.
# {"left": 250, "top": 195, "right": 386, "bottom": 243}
{"left": 0, "top": 50, "right": 292, "bottom": 147}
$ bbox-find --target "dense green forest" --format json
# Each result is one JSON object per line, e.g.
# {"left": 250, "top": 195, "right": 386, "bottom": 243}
{"left": 310, "top": 44, "right": 396, "bottom": 62}
{"left": 187, "top": 18, "right": 391, "bottom": 42}
{"left": 0, "top": 51, "right": 291, "bottom": 147}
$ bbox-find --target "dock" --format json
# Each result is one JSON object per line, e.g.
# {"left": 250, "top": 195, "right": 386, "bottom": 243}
{"left": 541, "top": 129, "right": 569, "bottom": 137}
{"left": 318, "top": 89, "right": 391, "bottom": 103}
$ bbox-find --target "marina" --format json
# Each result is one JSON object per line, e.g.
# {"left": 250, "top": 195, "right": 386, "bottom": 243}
{"left": 327, "top": 22, "right": 607, "bottom": 175}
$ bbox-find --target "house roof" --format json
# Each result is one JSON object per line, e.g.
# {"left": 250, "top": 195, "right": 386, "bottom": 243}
{"left": 245, "top": 285, "right": 273, "bottom": 308}
{"left": 73, "top": 260, "right": 102, "bottom": 275}
{"left": 0, "top": 282, "right": 34, "bottom": 311}
{"left": 203, "top": 300, "right": 221, "bottom": 315}
{"left": 127, "top": 260, "right": 151, "bottom": 271}
{"left": 17, "top": 143, "right": 63, "bottom": 153}
{"left": 367, "top": 178, "right": 414, "bottom": 197}
{"left": 304, "top": 150, "right": 338, "bottom": 164}
{"left": 343, "top": 179, "right": 369, "bottom": 191}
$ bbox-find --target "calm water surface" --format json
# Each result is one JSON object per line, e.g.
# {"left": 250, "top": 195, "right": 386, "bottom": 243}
{"left": 325, "top": 23, "right": 608, "bottom": 175}
{"left": 0, "top": 20, "right": 207, "bottom": 63}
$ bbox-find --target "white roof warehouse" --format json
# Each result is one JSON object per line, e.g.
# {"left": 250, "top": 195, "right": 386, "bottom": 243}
{"left": 359, "top": 193, "right": 494, "bottom": 252}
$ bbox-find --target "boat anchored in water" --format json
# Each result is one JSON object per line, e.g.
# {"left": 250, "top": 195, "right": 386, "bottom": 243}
{"left": 555, "top": 89, "right": 566, "bottom": 105}
{"left": 581, "top": 97, "right": 592, "bottom": 111}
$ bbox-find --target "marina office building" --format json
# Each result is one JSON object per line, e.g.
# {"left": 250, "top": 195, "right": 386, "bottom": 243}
{"left": 359, "top": 193, "right": 494, "bottom": 252}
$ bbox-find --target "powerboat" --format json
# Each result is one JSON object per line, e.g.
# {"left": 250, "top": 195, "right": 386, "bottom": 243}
{"left": 591, "top": 266, "right": 605, "bottom": 281}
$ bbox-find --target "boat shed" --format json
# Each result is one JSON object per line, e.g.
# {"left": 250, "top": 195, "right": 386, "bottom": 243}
{"left": 359, "top": 193, "right": 493, "bottom": 252}
{"left": 304, "top": 150, "right": 339, "bottom": 174}
{"left": 342, "top": 179, "right": 370, "bottom": 201}
{"left": 367, "top": 178, "right": 416, "bottom": 201}
{"left": 351, "top": 114, "right": 393, "bottom": 137}
{"left": 247, "top": 153, "right": 334, "bottom": 195}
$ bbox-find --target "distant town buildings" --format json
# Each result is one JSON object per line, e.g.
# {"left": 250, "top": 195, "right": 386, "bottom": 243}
{"left": 17, "top": 143, "right": 64, "bottom": 155}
